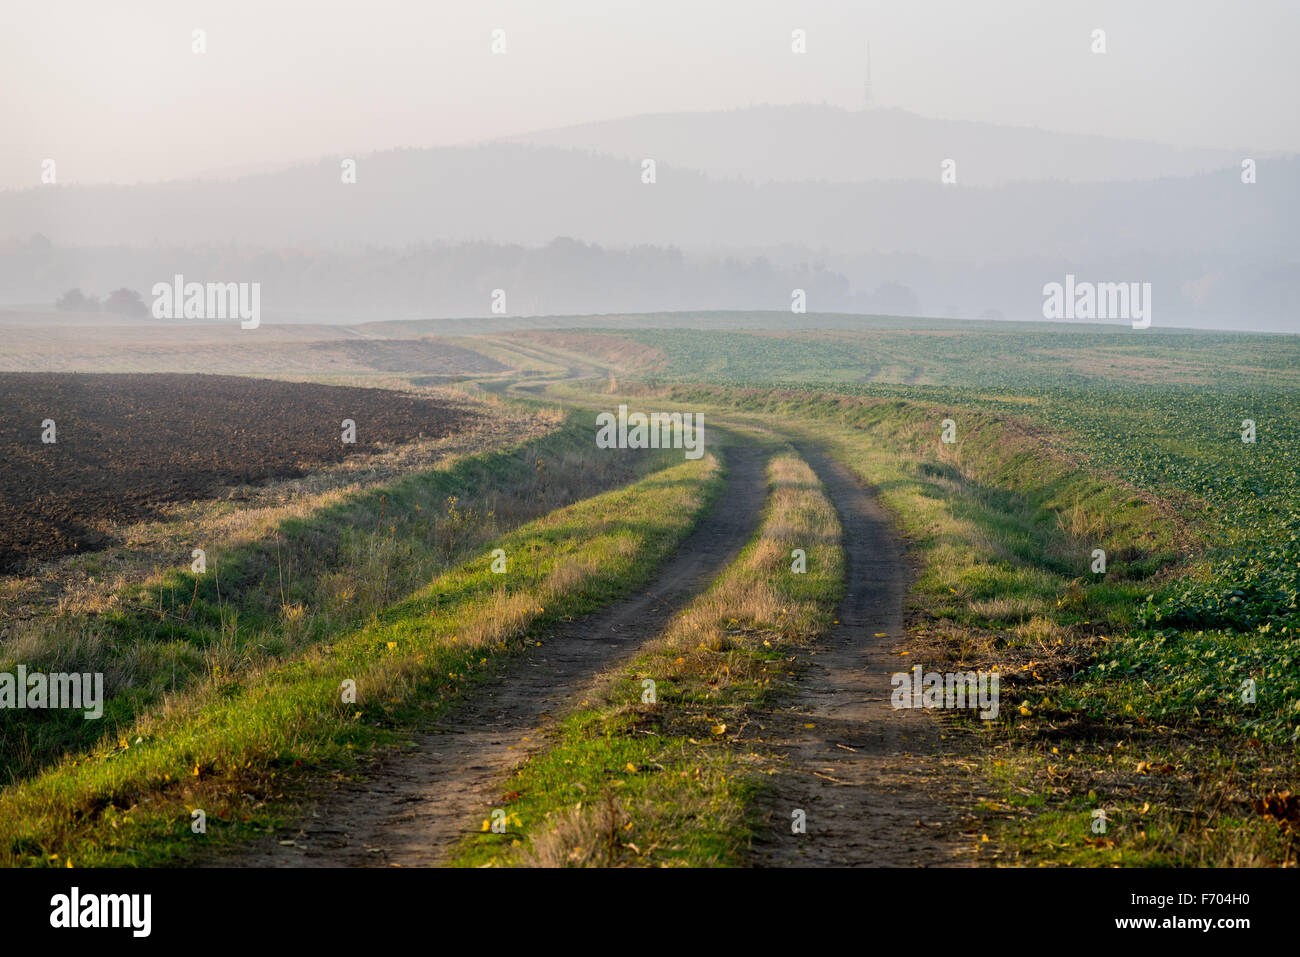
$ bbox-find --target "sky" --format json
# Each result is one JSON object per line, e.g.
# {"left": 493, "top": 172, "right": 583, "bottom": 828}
{"left": 3, "top": 0, "right": 1298, "bottom": 190}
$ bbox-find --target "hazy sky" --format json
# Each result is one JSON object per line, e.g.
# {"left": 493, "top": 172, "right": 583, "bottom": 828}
{"left": 4, "top": 0, "right": 1297, "bottom": 190}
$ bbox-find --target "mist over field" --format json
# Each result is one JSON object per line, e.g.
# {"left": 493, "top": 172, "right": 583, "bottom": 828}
{"left": 3, "top": 2, "right": 1298, "bottom": 332}
{"left": 3, "top": 111, "right": 1297, "bottom": 330}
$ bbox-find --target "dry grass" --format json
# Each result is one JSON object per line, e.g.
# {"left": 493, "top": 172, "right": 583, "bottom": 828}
{"left": 0, "top": 400, "right": 693, "bottom": 784}
{"left": 517, "top": 798, "right": 631, "bottom": 868}
{"left": 520, "top": 331, "right": 670, "bottom": 375}
{"left": 0, "top": 388, "right": 548, "bottom": 625}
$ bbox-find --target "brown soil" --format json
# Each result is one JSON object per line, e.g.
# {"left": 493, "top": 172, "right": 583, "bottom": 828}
{"left": 0, "top": 373, "right": 478, "bottom": 573}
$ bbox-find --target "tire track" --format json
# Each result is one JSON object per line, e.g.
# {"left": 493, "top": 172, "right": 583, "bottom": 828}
{"left": 236, "top": 439, "right": 768, "bottom": 867}
{"left": 750, "top": 443, "right": 967, "bottom": 867}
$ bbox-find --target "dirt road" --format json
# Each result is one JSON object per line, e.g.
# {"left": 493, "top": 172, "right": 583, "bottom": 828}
{"left": 237, "top": 440, "right": 768, "bottom": 867}
{"left": 235, "top": 427, "right": 965, "bottom": 868}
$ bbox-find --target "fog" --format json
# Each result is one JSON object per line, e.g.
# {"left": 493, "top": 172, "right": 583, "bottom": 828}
{"left": 3, "top": 1, "right": 1297, "bottom": 332}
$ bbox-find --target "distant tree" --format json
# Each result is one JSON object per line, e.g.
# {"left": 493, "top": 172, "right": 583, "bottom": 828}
{"left": 871, "top": 281, "right": 921, "bottom": 317}
{"left": 55, "top": 288, "right": 92, "bottom": 311}
{"left": 103, "top": 288, "right": 148, "bottom": 317}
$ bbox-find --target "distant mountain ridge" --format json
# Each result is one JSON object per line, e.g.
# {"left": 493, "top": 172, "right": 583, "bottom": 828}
{"left": 2, "top": 143, "right": 1293, "bottom": 260}
{"left": 1, "top": 105, "right": 1294, "bottom": 332}
{"left": 503, "top": 104, "right": 1263, "bottom": 186}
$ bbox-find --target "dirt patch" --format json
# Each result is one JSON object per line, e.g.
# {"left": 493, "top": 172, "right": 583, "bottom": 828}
{"left": 0, "top": 373, "right": 478, "bottom": 573}
{"left": 300, "top": 339, "right": 507, "bottom": 375}
{"left": 0, "top": 314, "right": 506, "bottom": 377}
{"left": 231, "top": 440, "right": 768, "bottom": 868}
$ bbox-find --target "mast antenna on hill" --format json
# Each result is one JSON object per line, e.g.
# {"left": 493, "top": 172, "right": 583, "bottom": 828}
{"left": 864, "top": 43, "right": 873, "bottom": 110}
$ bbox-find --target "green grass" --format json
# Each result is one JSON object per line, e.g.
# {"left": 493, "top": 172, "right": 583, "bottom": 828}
{"left": 0, "top": 447, "right": 723, "bottom": 867}
{"left": 550, "top": 373, "right": 1299, "bottom": 866}
{"left": 566, "top": 367, "right": 1300, "bottom": 741}
{"left": 0, "top": 408, "right": 681, "bottom": 785}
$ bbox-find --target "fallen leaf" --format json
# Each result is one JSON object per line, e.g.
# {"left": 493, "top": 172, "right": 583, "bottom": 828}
{"left": 1254, "top": 791, "right": 1300, "bottom": 830}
